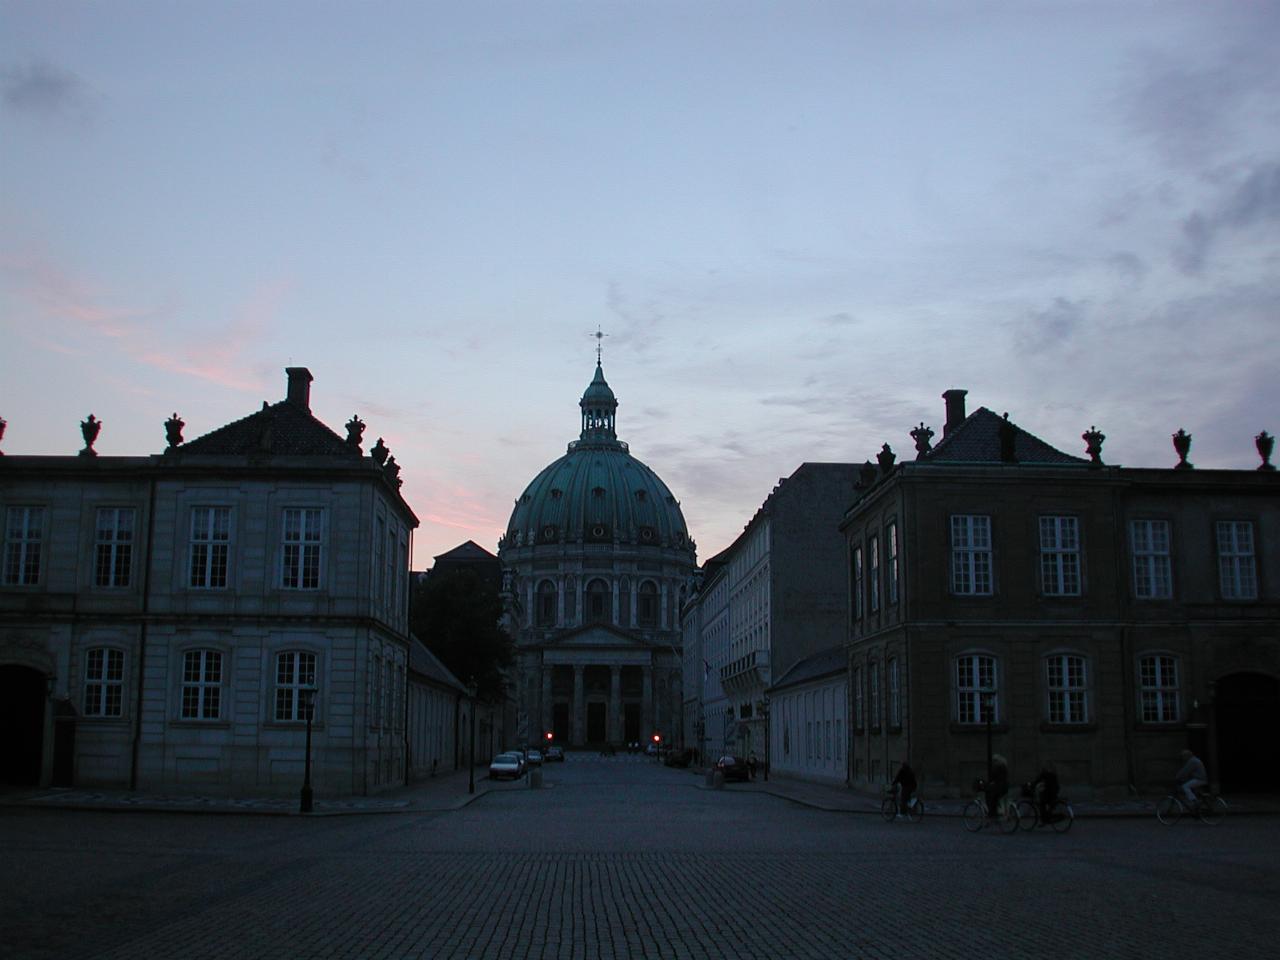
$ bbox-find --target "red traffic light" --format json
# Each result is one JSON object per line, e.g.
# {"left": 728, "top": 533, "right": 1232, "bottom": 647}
{"left": 544, "top": 731, "right": 553, "bottom": 741}
{"left": 652, "top": 733, "right": 661, "bottom": 743}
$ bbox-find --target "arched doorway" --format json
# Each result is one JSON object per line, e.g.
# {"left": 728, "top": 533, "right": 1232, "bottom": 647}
{"left": 0, "top": 665, "right": 47, "bottom": 786}
{"left": 1215, "top": 672, "right": 1280, "bottom": 792}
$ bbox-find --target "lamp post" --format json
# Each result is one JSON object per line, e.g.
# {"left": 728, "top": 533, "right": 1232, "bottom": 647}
{"left": 300, "top": 686, "right": 316, "bottom": 814}
{"left": 756, "top": 695, "right": 771, "bottom": 782}
{"left": 981, "top": 689, "right": 994, "bottom": 781}
{"left": 467, "top": 680, "right": 478, "bottom": 795}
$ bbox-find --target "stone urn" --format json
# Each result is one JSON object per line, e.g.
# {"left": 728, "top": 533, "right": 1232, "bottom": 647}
{"left": 80, "top": 414, "right": 102, "bottom": 457}
{"left": 910, "top": 422, "right": 933, "bottom": 459}
{"left": 1257, "top": 431, "right": 1276, "bottom": 471}
{"left": 165, "top": 413, "right": 185, "bottom": 449}
{"left": 1082, "top": 426, "right": 1105, "bottom": 466}
{"left": 1172, "top": 429, "right": 1193, "bottom": 470}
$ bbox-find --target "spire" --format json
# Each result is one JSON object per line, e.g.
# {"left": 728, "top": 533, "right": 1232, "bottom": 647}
{"left": 579, "top": 343, "right": 619, "bottom": 445}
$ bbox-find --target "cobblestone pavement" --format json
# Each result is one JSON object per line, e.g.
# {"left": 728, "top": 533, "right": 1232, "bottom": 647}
{"left": 3, "top": 758, "right": 1278, "bottom": 960}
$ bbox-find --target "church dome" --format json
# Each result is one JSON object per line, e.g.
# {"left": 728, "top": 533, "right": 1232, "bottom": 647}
{"left": 504, "top": 362, "right": 693, "bottom": 554}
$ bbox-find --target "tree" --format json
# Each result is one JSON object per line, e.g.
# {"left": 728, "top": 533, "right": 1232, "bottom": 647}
{"left": 410, "top": 566, "right": 513, "bottom": 702}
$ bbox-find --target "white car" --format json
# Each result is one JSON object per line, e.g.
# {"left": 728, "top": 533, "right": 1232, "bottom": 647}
{"left": 488, "top": 752, "right": 525, "bottom": 781}
{"left": 524, "top": 749, "right": 544, "bottom": 767}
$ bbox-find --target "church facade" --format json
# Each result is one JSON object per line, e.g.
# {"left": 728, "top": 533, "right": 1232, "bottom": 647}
{"left": 498, "top": 361, "right": 697, "bottom": 750}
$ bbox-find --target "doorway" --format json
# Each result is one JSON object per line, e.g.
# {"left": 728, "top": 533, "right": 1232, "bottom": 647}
{"left": 586, "top": 702, "right": 606, "bottom": 744}
{"left": 0, "top": 665, "right": 46, "bottom": 786}
{"left": 624, "top": 703, "right": 641, "bottom": 743}
{"left": 1216, "top": 672, "right": 1280, "bottom": 792}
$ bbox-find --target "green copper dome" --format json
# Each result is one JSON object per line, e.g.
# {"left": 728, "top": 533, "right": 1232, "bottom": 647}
{"left": 504, "top": 363, "right": 692, "bottom": 553}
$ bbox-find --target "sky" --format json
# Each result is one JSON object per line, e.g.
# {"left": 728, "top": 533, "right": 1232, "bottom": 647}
{"left": 2, "top": 0, "right": 1278, "bottom": 569}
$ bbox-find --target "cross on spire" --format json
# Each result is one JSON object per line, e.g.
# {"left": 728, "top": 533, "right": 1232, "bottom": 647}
{"left": 590, "top": 326, "right": 609, "bottom": 365}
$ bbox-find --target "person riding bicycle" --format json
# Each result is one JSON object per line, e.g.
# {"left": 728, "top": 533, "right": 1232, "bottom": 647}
{"left": 986, "top": 754, "right": 1010, "bottom": 820}
{"left": 1175, "top": 749, "right": 1207, "bottom": 806}
{"left": 892, "top": 761, "right": 917, "bottom": 818}
{"left": 1030, "top": 764, "right": 1060, "bottom": 824}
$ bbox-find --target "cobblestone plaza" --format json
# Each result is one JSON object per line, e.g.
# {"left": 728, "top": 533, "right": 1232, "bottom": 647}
{"left": 3, "top": 757, "right": 1278, "bottom": 960}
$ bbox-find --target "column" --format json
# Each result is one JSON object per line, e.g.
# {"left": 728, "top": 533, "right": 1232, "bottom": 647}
{"left": 609, "top": 666, "right": 621, "bottom": 745}
{"left": 642, "top": 665, "right": 653, "bottom": 741}
{"left": 572, "top": 666, "right": 585, "bottom": 747}
{"left": 541, "top": 666, "right": 553, "bottom": 741}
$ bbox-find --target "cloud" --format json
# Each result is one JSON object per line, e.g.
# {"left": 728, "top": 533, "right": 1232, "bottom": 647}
{"left": 1174, "top": 161, "right": 1280, "bottom": 274}
{"left": 1017, "top": 297, "right": 1086, "bottom": 355}
{"left": 818, "top": 312, "right": 859, "bottom": 326}
{"left": 1, "top": 60, "right": 92, "bottom": 120}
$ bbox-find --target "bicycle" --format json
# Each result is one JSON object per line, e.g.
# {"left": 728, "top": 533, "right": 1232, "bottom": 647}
{"left": 963, "top": 779, "right": 1019, "bottom": 833}
{"left": 1015, "top": 783, "right": 1074, "bottom": 833}
{"left": 1155, "top": 786, "right": 1227, "bottom": 825}
{"left": 880, "top": 784, "right": 924, "bottom": 823}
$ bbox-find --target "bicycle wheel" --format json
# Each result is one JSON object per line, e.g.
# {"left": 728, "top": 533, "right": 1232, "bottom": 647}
{"left": 998, "top": 802, "right": 1020, "bottom": 834}
{"left": 1199, "top": 796, "right": 1227, "bottom": 826}
{"left": 1155, "top": 794, "right": 1183, "bottom": 825}
{"left": 881, "top": 796, "right": 898, "bottom": 822}
{"left": 1016, "top": 798, "right": 1038, "bottom": 829}
{"left": 906, "top": 798, "right": 924, "bottom": 823}
{"left": 1049, "top": 800, "right": 1074, "bottom": 833}
{"left": 963, "top": 800, "right": 986, "bottom": 832}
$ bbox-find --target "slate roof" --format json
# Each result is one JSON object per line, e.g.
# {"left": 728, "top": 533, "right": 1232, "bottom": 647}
{"left": 408, "top": 636, "right": 467, "bottom": 692}
{"left": 924, "top": 406, "right": 1086, "bottom": 465}
{"left": 179, "top": 400, "right": 361, "bottom": 459}
{"left": 433, "top": 540, "right": 498, "bottom": 564}
{"left": 770, "top": 645, "right": 848, "bottom": 692}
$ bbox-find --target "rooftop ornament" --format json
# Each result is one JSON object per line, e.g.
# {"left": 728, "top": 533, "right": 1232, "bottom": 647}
{"left": 0, "top": 415, "right": 6, "bottom": 455}
{"left": 999, "top": 413, "right": 1018, "bottom": 463}
{"left": 856, "top": 460, "right": 877, "bottom": 490}
{"left": 165, "top": 412, "right": 185, "bottom": 449}
{"left": 345, "top": 414, "right": 366, "bottom": 451}
{"left": 877, "top": 443, "right": 897, "bottom": 476}
{"left": 1172, "top": 428, "right": 1194, "bottom": 470}
{"left": 1257, "top": 431, "right": 1275, "bottom": 471}
{"left": 80, "top": 414, "right": 102, "bottom": 457}
{"left": 910, "top": 422, "right": 933, "bottom": 459}
{"left": 370, "top": 437, "right": 388, "bottom": 465}
{"left": 1082, "top": 425, "right": 1105, "bottom": 467}
{"left": 384, "top": 455, "right": 402, "bottom": 487}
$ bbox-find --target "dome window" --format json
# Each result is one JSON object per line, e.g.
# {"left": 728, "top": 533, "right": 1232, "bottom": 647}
{"left": 541, "top": 525, "right": 558, "bottom": 542}
{"left": 634, "top": 490, "right": 647, "bottom": 502}
{"left": 639, "top": 526, "right": 655, "bottom": 542}
{"left": 589, "top": 523, "right": 609, "bottom": 541}
{"left": 550, "top": 488, "right": 563, "bottom": 499}
{"left": 592, "top": 486, "right": 606, "bottom": 498}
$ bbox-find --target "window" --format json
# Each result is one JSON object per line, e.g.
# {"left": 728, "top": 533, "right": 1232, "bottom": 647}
{"left": 1139, "top": 654, "right": 1180, "bottom": 723}
{"left": 385, "top": 527, "right": 396, "bottom": 610}
{"left": 1131, "top": 520, "right": 1172, "bottom": 599}
{"left": 181, "top": 650, "right": 222, "bottom": 720}
{"left": 1217, "top": 521, "right": 1257, "bottom": 600}
{"left": 536, "top": 580, "right": 557, "bottom": 627}
{"left": 852, "top": 666, "right": 864, "bottom": 730}
{"left": 189, "top": 507, "right": 230, "bottom": 589}
{"left": 274, "top": 651, "right": 317, "bottom": 722}
{"left": 383, "top": 658, "right": 394, "bottom": 729}
{"left": 94, "top": 508, "right": 135, "bottom": 588}
{"left": 586, "top": 578, "right": 611, "bottom": 623}
{"left": 371, "top": 655, "right": 383, "bottom": 729}
{"left": 888, "top": 657, "right": 901, "bottom": 728}
{"left": 374, "top": 515, "right": 385, "bottom": 605}
{"left": 869, "top": 662, "right": 881, "bottom": 729}
{"left": 282, "top": 508, "right": 323, "bottom": 590}
{"left": 951, "top": 515, "right": 992, "bottom": 595}
{"left": 868, "top": 535, "right": 880, "bottom": 613}
{"left": 84, "top": 648, "right": 124, "bottom": 717}
{"left": 955, "top": 653, "right": 998, "bottom": 724}
{"left": 850, "top": 546, "right": 863, "bottom": 620}
{"left": 1039, "top": 516, "right": 1081, "bottom": 596}
{"left": 3, "top": 506, "right": 43, "bottom": 586}
{"left": 1046, "top": 654, "right": 1088, "bottom": 724}
{"left": 637, "top": 580, "right": 659, "bottom": 627}
{"left": 886, "top": 523, "right": 899, "bottom": 605}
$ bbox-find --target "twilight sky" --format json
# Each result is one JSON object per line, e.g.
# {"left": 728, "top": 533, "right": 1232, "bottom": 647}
{"left": 2, "top": 1, "right": 1278, "bottom": 568}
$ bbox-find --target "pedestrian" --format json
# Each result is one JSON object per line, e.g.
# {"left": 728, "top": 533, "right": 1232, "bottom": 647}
{"left": 892, "top": 760, "right": 917, "bottom": 818}
{"left": 986, "top": 753, "right": 1010, "bottom": 819}
{"left": 1175, "top": 749, "right": 1208, "bottom": 805}
{"left": 748, "top": 753, "right": 758, "bottom": 780}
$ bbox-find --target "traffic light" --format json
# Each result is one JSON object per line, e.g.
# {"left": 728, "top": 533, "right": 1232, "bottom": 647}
{"left": 544, "top": 731, "right": 553, "bottom": 742}
{"left": 652, "top": 733, "right": 661, "bottom": 743}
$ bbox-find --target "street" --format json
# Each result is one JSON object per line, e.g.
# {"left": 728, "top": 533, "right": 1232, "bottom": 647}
{"left": 3, "top": 757, "right": 1278, "bottom": 960}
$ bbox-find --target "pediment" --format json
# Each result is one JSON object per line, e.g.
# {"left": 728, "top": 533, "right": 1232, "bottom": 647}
{"left": 548, "top": 623, "right": 653, "bottom": 650}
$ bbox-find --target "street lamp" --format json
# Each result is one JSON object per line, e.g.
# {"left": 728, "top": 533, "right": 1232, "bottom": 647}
{"left": 981, "top": 689, "right": 995, "bottom": 781}
{"left": 467, "top": 680, "right": 478, "bottom": 795}
{"left": 300, "top": 686, "right": 316, "bottom": 814}
{"left": 756, "top": 696, "right": 771, "bottom": 782}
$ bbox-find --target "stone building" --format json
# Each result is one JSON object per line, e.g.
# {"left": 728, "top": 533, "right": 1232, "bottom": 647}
{"left": 842, "top": 389, "right": 1279, "bottom": 796}
{"left": 0, "top": 368, "right": 418, "bottom": 796}
{"left": 498, "top": 360, "right": 696, "bottom": 749}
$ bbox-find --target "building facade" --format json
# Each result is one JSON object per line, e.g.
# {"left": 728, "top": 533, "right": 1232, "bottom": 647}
{"left": 0, "top": 368, "right": 418, "bottom": 796}
{"left": 498, "top": 361, "right": 697, "bottom": 750}
{"left": 842, "top": 389, "right": 1280, "bottom": 796}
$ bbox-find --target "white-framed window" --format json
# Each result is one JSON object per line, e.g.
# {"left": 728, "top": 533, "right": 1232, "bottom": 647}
{"left": 3, "top": 505, "right": 43, "bottom": 586}
{"left": 869, "top": 661, "right": 881, "bottom": 729}
{"left": 1039, "top": 515, "right": 1081, "bottom": 596}
{"left": 950, "top": 515, "right": 992, "bottom": 596}
{"left": 181, "top": 649, "right": 222, "bottom": 720}
{"left": 1138, "top": 654, "right": 1180, "bottom": 723}
{"left": 886, "top": 522, "right": 899, "bottom": 605}
{"left": 868, "top": 535, "right": 881, "bottom": 613}
{"left": 1046, "top": 653, "right": 1088, "bottom": 724}
{"left": 189, "top": 506, "right": 230, "bottom": 589}
{"left": 955, "top": 653, "right": 998, "bottom": 724}
{"left": 852, "top": 666, "right": 864, "bottom": 730}
{"left": 1217, "top": 521, "right": 1257, "bottom": 600}
{"left": 1131, "top": 519, "right": 1172, "bottom": 599}
{"left": 888, "top": 657, "right": 901, "bottom": 728}
{"left": 282, "top": 508, "right": 324, "bottom": 590}
{"left": 84, "top": 647, "right": 125, "bottom": 717}
{"left": 274, "top": 651, "right": 317, "bottom": 722}
{"left": 850, "top": 546, "right": 863, "bottom": 621}
{"left": 94, "top": 507, "right": 135, "bottom": 588}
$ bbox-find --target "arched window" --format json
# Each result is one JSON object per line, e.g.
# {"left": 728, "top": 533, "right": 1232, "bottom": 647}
{"left": 536, "top": 580, "right": 557, "bottom": 628}
{"left": 618, "top": 577, "right": 630, "bottom": 627}
{"left": 638, "top": 580, "right": 659, "bottom": 627}
{"left": 586, "top": 579, "right": 611, "bottom": 623}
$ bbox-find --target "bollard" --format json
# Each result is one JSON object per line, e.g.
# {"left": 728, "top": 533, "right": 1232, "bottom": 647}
{"left": 529, "top": 766, "right": 543, "bottom": 789}
{"left": 706, "top": 769, "right": 724, "bottom": 789}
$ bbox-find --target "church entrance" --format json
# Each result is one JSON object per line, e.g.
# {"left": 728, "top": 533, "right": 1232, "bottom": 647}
{"left": 552, "top": 703, "right": 570, "bottom": 745}
{"left": 1216, "top": 672, "right": 1280, "bottom": 792}
{"left": 624, "top": 703, "right": 641, "bottom": 743}
{"left": 0, "top": 665, "right": 46, "bottom": 786}
{"left": 586, "top": 702, "right": 607, "bottom": 744}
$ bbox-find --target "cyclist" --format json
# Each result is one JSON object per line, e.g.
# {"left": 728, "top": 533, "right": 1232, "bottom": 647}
{"left": 1175, "top": 749, "right": 1207, "bottom": 806}
{"left": 891, "top": 760, "right": 917, "bottom": 818}
{"left": 1030, "top": 763, "right": 1060, "bottom": 824}
{"left": 986, "top": 754, "right": 1010, "bottom": 820}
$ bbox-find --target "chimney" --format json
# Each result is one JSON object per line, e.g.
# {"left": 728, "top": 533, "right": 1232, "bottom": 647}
{"left": 285, "top": 367, "right": 313, "bottom": 410}
{"left": 942, "top": 388, "right": 967, "bottom": 437}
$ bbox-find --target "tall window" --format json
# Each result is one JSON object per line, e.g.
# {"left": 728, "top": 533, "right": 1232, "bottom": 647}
{"left": 1217, "top": 521, "right": 1257, "bottom": 600}
{"left": 850, "top": 546, "right": 863, "bottom": 620}
{"left": 282, "top": 508, "right": 324, "bottom": 590}
{"left": 618, "top": 578, "right": 631, "bottom": 627}
{"left": 1131, "top": 519, "right": 1172, "bottom": 599}
{"left": 383, "top": 658, "right": 394, "bottom": 728}
{"left": 955, "top": 653, "right": 998, "bottom": 724}
{"left": 886, "top": 523, "right": 899, "bottom": 605}
{"left": 371, "top": 655, "right": 383, "bottom": 729}
{"left": 189, "top": 507, "right": 230, "bottom": 589}
{"left": 888, "top": 657, "right": 901, "bottom": 728}
{"left": 94, "top": 508, "right": 135, "bottom": 588}
{"left": 950, "top": 515, "right": 993, "bottom": 595}
{"left": 275, "top": 651, "right": 317, "bottom": 722}
{"left": 1039, "top": 516, "right": 1081, "bottom": 596}
{"left": 638, "top": 581, "right": 659, "bottom": 627}
{"left": 374, "top": 515, "right": 385, "bottom": 605}
{"left": 869, "top": 661, "right": 881, "bottom": 729}
{"left": 852, "top": 666, "right": 864, "bottom": 730}
{"left": 385, "top": 527, "right": 397, "bottom": 610}
{"left": 1139, "top": 654, "right": 1180, "bottom": 723}
{"left": 181, "top": 650, "right": 222, "bottom": 720}
{"left": 536, "top": 580, "right": 557, "bottom": 627}
{"left": 1046, "top": 654, "right": 1088, "bottom": 724}
{"left": 84, "top": 648, "right": 125, "bottom": 717}
{"left": 868, "top": 535, "right": 881, "bottom": 613}
{"left": 3, "top": 505, "right": 43, "bottom": 586}
{"left": 586, "top": 578, "right": 611, "bottom": 623}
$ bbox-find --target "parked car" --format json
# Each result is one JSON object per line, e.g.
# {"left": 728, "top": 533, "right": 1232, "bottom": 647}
{"left": 489, "top": 752, "right": 525, "bottom": 781}
{"left": 524, "top": 748, "right": 543, "bottom": 767}
{"left": 544, "top": 745, "right": 565, "bottom": 762}
{"left": 663, "top": 748, "right": 695, "bottom": 768}
{"left": 714, "top": 755, "right": 751, "bottom": 782}
{"left": 644, "top": 741, "right": 660, "bottom": 756}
